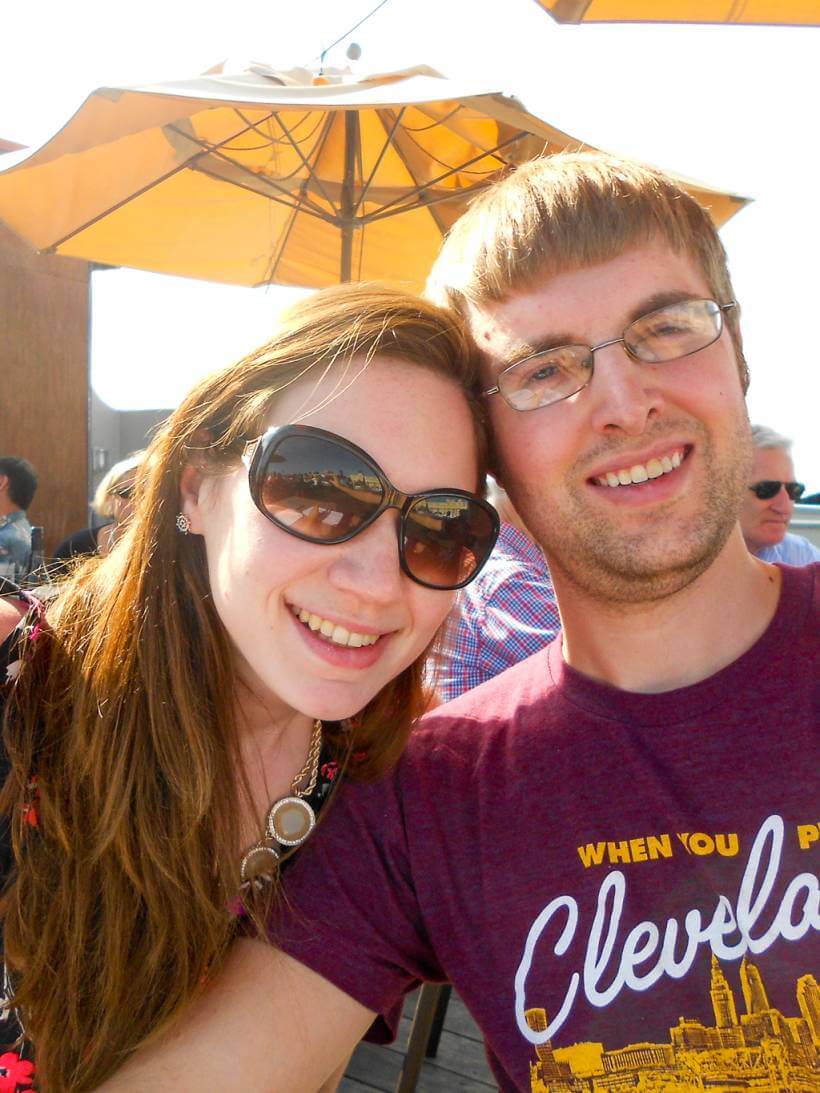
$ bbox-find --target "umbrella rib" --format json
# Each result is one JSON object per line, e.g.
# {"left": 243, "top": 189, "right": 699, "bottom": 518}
{"left": 45, "top": 158, "right": 200, "bottom": 250}
{"left": 262, "top": 185, "right": 304, "bottom": 285}
{"left": 197, "top": 150, "right": 334, "bottom": 221}
{"left": 164, "top": 120, "right": 336, "bottom": 219}
{"left": 398, "top": 121, "right": 509, "bottom": 178}
{"left": 369, "top": 108, "right": 446, "bottom": 236}
{"left": 398, "top": 104, "right": 463, "bottom": 134}
{"left": 363, "top": 181, "right": 492, "bottom": 225}
{"left": 351, "top": 106, "right": 407, "bottom": 217}
{"left": 169, "top": 117, "right": 339, "bottom": 220}
{"left": 272, "top": 113, "right": 341, "bottom": 218}
{"left": 233, "top": 108, "right": 325, "bottom": 151}
{"left": 367, "top": 132, "right": 528, "bottom": 220}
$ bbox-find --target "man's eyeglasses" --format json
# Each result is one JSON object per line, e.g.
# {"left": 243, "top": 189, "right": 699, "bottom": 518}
{"left": 241, "top": 425, "right": 500, "bottom": 591}
{"left": 748, "top": 480, "right": 805, "bottom": 502}
{"left": 483, "top": 298, "right": 737, "bottom": 412}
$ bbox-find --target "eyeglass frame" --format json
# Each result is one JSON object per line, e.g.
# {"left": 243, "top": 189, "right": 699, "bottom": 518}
{"left": 482, "top": 298, "right": 738, "bottom": 412}
{"left": 748, "top": 480, "right": 805, "bottom": 502}
{"left": 240, "top": 424, "right": 500, "bottom": 590}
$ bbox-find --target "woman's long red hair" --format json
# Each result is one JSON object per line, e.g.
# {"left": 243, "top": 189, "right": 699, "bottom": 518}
{"left": 0, "top": 284, "right": 487, "bottom": 1090}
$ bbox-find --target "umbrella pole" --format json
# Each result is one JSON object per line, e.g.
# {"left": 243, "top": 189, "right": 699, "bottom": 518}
{"left": 340, "top": 110, "right": 359, "bottom": 282}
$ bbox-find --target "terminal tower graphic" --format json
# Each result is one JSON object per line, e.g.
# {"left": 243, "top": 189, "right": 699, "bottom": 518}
{"left": 527, "top": 957, "right": 819, "bottom": 1091}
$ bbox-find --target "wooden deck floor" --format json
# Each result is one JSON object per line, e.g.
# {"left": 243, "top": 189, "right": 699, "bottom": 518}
{"left": 340, "top": 990, "right": 496, "bottom": 1092}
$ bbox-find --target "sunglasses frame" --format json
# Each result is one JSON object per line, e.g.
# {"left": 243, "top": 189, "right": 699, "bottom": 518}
{"left": 749, "top": 480, "right": 805, "bottom": 502}
{"left": 483, "top": 298, "right": 737, "bottom": 412}
{"left": 242, "top": 424, "right": 500, "bottom": 591}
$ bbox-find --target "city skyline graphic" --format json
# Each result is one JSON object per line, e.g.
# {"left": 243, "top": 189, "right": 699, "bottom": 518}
{"left": 527, "top": 957, "right": 819, "bottom": 1092}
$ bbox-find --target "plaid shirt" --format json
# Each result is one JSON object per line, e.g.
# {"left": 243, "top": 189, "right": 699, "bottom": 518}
{"left": 435, "top": 521, "right": 560, "bottom": 702}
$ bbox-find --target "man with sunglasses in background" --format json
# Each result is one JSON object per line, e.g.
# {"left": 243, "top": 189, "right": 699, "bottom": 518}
{"left": 740, "top": 423, "right": 820, "bottom": 565}
{"left": 104, "top": 153, "right": 818, "bottom": 1093}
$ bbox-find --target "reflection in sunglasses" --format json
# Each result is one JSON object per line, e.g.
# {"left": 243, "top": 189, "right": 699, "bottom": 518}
{"left": 247, "top": 425, "right": 500, "bottom": 590}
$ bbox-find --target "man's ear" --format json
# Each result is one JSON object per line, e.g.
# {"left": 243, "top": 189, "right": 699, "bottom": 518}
{"left": 178, "top": 463, "right": 207, "bottom": 535}
{"left": 0, "top": 474, "right": 8, "bottom": 496}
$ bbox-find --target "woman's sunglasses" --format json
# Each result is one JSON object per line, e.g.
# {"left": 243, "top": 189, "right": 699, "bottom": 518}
{"left": 749, "top": 480, "right": 805, "bottom": 502}
{"left": 241, "top": 425, "right": 500, "bottom": 591}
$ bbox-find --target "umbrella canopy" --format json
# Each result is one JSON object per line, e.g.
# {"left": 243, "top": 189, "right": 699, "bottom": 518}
{"left": 0, "top": 63, "right": 749, "bottom": 290}
{"left": 536, "top": 0, "right": 820, "bottom": 26}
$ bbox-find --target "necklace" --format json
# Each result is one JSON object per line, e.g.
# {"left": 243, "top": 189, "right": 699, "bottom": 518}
{"left": 239, "top": 718, "right": 323, "bottom": 890}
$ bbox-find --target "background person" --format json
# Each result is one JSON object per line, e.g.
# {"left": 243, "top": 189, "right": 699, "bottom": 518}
{"left": 53, "top": 452, "right": 147, "bottom": 564}
{"left": 0, "top": 456, "right": 37, "bottom": 582}
{"left": 434, "top": 480, "right": 559, "bottom": 701}
{"left": 739, "top": 423, "right": 820, "bottom": 564}
{"left": 0, "top": 284, "right": 498, "bottom": 1091}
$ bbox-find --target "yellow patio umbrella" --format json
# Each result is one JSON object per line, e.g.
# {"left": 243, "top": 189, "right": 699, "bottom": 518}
{"left": 0, "top": 62, "right": 748, "bottom": 290}
{"left": 536, "top": 0, "right": 820, "bottom": 26}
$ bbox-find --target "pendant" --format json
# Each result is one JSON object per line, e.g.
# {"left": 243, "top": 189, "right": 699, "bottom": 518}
{"left": 240, "top": 841, "right": 280, "bottom": 885}
{"left": 266, "top": 796, "right": 316, "bottom": 847}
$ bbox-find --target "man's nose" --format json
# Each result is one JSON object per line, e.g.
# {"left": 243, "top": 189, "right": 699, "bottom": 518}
{"left": 587, "top": 343, "right": 664, "bottom": 436}
{"left": 770, "top": 485, "right": 794, "bottom": 512}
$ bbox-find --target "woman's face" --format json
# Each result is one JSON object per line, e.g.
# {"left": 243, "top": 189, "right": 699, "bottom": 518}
{"left": 182, "top": 358, "right": 481, "bottom": 722}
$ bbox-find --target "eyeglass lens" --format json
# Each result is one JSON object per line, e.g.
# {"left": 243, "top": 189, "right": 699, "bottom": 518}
{"left": 499, "top": 298, "right": 725, "bottom": 411}
{"left": 257, "top": 432, "right": 496, "bottom": 588}
{"left": 750, "top": 480, "right": 805, "bottom": 501}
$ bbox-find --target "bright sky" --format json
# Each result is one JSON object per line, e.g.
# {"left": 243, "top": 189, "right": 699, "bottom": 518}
{"left": 3, "top": 0, "right": 819, "bottom": 486}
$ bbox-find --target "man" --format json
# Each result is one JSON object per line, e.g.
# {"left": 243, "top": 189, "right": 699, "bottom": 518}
{"left": 104, "top": 155, "right": 817, "bottom": 1093}
{"left": 435, "top": 481, "right": 560, "bottom": 702}
{"left": 740, "top": 424, "right": 820, "bottom": 564}
{"left": 0, "top": 457, "right": 37, "bottom": 582}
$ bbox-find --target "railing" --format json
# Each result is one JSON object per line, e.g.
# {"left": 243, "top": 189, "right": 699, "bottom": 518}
{"left": 791, "top": 503, "right": 820, "bottom": 547}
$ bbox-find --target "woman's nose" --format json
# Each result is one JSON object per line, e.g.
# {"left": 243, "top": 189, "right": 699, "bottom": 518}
{"left": 327, "top": 512, "right": 406, "bottom": 603}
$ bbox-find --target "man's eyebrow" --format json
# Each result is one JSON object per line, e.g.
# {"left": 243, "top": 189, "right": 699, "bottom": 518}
{"left": 495, "top": 334, "right": 576, "bottom": 371}
{"left": 625, "top": 290, "right": 703, "bottom": 325}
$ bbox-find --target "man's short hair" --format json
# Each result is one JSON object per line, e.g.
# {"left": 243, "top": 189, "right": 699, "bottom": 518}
{"left": 750, "top": 424, "right": 792, "bottom": 452}
{"left": 428, "top": 151, "right": 748, "bottom": 391}
{"left": 0, "top": 456, "right": 38, "bottom": 510}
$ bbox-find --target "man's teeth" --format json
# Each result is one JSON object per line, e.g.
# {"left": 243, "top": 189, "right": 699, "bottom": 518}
{"left": 597, "top": 450, "right": 683, "bottom": 487}
{"left": 292, "top": 606, "right": 379, "bottom": 648}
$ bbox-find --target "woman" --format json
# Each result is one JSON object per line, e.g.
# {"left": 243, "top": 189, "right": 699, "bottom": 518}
{"left": 0, "top": 284, "right": 498, "bottom": 1091}
{"left": 52, "top": 452, "right": 146, "bottom": 564}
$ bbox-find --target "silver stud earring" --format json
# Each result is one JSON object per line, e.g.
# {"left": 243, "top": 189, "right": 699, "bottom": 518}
{"left": 176, "top": 512, "right": 192, "bottom": 534}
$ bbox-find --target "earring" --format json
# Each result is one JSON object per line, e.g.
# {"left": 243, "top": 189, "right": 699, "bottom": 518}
{"left": 176, "top": 512, "right": 192, "bottom": 534}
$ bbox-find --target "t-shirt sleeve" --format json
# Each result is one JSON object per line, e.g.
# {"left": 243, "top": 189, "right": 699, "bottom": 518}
{"left": 270, "top": 770, "right": 445, "bottom": 1017}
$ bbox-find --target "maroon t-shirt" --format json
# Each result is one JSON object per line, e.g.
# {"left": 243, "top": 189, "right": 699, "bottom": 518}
{"left": 276, "top": 564, "right": 819, "bottom": 1091}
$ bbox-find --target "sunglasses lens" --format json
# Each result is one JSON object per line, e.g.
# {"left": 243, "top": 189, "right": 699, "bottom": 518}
{"left": 752, "top": 480, "right": 805, "bottom": 501}
{"left": 404, "top": 495, "right": 497, "bottom": 589}
{"left": 259, "top": 434, "right": 382, "bottom": 542}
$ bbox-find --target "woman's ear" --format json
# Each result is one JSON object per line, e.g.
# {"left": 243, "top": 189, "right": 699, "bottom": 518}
{"left": 178, "top": 463, "right": 207, "bottom": 535}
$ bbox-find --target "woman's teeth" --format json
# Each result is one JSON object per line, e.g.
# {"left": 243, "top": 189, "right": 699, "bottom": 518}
{"left": 596, "top": 449, "right": 683, "bottom": 487}
{"left": 292, "top": 606, "right": 380, "bottom": 648}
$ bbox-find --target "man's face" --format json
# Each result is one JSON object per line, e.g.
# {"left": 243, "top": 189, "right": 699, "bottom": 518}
{"left": 739, "top": 447, "right": 797, "bottom": 555}
{"left": 467, "top": 240, "right": 752, "bottom": 604}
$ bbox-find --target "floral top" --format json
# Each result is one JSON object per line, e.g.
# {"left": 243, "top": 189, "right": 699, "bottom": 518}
{"left": 0, "top": 584, "right": 345, "bottom": 1089}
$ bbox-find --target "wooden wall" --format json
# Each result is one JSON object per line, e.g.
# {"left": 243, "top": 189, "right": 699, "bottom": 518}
{"left": 0, "top": 219, "right": 90, "bottom": 555}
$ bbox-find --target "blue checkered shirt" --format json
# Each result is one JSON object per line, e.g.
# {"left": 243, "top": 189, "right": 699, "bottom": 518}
{"left": 435, "top": 521, "right": 560, "bottom": 702}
